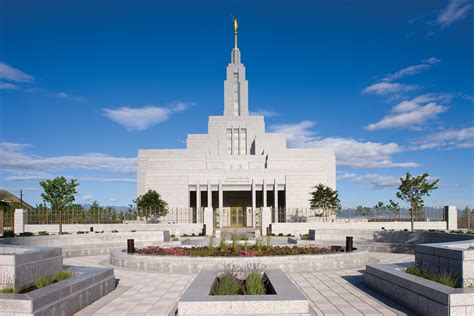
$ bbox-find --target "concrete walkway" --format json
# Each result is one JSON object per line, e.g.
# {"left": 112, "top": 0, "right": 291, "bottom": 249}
{"left": 67, "top": 252, "right": 415, "bottom": 316}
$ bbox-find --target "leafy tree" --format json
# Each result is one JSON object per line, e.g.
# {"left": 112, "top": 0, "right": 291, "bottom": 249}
{"left": 135, "top": 189, "right": 168, "bottom": 223}
{"left": 39, "top": 177, "right": 79, "bottom": 234}
{"left": 355, "top": 205, "right": 372, "bottom": 219}
{"left": 309, "top": 184, "right": 340, "bottom": 221}
{"left": 396, "top": 172, "right": 439, "bottom": 231}
{"left": 386, "top": 200, "right": 401, "bottom": 220}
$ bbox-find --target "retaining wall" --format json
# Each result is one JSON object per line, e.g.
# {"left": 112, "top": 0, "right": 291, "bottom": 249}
{"left": 110, "top": 247, "right": 370, "bottom": 274}
{"left": 272, "top": 221, "right": 447, "bottom": 235}
{"left": 22, "top": 223, "right": 202, "bottom": 235}
{"left": 365, "top": 264, "right": 474, "bottom": 316}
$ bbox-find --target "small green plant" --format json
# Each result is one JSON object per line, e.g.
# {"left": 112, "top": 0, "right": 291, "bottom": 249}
{"left": 220, "top": 234, "right": 227, "bottom": 252}
{"left": 2, "top": 230, "right": 15, "bottom": 238}
{"left": 131, "top": 230, "right": 136, "bottom": 232}
{"left": 231, "top": 234, "right": 238, "bottom": 252}
{"left": 76, "top": 231, "right": 86, "bottom": 234}
{"left": 191, "top": 233, "right": 196, "bottom": 237}
{"left": 278, "top": 233, "right": 284, "bottom": 236}
{"left": 172, "top": 236, "right": 179, "bottom": 241}
{"left": 54, "top": 270, "right": 73, "bottom": 282}
{"left": 266, "top": 235, "right": 271, "bottom": 248}
{"left": 0, "top": 287, "right": 17, "bottom": 293}
{"left": 300, "top": 234, "right": 309, "bottom": 240}
{"left": 245, "top": 272, "right": 266, "bottom": 295}
{"left": 38, "top": 231, "right": 49, "bottom": 236}
{"left": 19, "top": 232, "right": 34, "bottom": 237}
{"left": 111, "top": 230, "right": 118, "bottom": 233}
{"left": 213, "top": 274, "right": 240, "bottom": 295}
{"left": 405, "top": 265, "right": 458, "bottom": 288}
{"left": 256, "top": 237, "right": 262, "bottom": 251}
{"left": 208, "top": 236, "right": 214, "bottom": 248}
{"left": 34, "top": 277, "right": 52, "bottom": 289}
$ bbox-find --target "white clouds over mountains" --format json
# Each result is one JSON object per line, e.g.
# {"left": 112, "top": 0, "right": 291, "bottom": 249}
{"left": 270, "top": 121, "right": 418, "bottom": 168}
{"left": 103, "top": 102, "right": 190, "bottom": 131}
{"left": 0, "top": 142, "right": 136, "bottom": 183}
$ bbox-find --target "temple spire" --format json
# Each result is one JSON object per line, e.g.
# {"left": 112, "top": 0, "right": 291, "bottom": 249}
{"left": 233, "top": 17, "right": 238, "bottom": 49}
{"left": 231, "top": 17, "right": 241, "bottom": 64}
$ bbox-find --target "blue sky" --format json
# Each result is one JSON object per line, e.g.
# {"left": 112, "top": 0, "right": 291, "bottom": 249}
{"left": 0, "top": 0, "right": 473, "bottom": 208}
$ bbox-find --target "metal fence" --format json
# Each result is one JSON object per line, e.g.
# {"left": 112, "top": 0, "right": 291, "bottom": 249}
{"left": 458, "top": 208, "right": 473, "bottom": 230}
{"left": 276, "top": 207, "right": 446, "bottom": 223}
{"left": 25, "top": 208, "right": 203, "bottom": 225}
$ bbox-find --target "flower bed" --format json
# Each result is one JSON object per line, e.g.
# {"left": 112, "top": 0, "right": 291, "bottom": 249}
{"left": 135, "top": 244, "right": 335, "bottom": 257}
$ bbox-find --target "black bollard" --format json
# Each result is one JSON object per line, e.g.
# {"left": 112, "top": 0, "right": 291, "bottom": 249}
{"left": 90, "top": 226, "right": 94, "bottom": 233}
{"left": 345, "top": 236, "right": 353, "bottom": 252}
{"left": 127, "top": 239, "right": 135, "bottom": 254}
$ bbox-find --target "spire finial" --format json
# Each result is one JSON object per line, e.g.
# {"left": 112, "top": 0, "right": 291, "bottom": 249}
{"left": 232, "top": 16, "right": 238, "bottom": 49}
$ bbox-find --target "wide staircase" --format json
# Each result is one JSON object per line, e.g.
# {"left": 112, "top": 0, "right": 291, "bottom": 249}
{"left": 219, "top": 227, "right": 258, "bottom": 240}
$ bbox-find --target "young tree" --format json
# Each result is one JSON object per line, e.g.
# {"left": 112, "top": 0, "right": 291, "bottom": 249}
{"left": 135, "top": 189, "right": 168, "bottom": 223}
{"left": 386, "top": 200, "right": 401, "bottom": 220}
{"left": 39, "top": 177, "right": 79, "bottom": 234}
{"left": 309, "top": 184, "right": 340, "bottom": 222}
{"left": 396, "top": 172, "right": 439, "bottom": 231}
{"left": 355, "top": 205, "right": 372, "bottom": 220}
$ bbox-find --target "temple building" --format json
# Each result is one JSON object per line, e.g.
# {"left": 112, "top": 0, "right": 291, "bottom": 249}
{"left": 137, "top": 19, "right": 336, "bottom": 229}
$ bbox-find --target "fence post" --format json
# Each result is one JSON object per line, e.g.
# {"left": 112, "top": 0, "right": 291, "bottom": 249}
{"left": 444, "top": 206, "right": 457, "bottom": 230}
{"left": 14, "top": 208, "right": 27, "bottom": 235}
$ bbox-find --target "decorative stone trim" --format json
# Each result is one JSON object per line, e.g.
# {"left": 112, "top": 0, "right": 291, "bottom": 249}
{"left": 110, "top": 247, "right": 369, "bottom": 274}
{"left": 178, "top": 268, "right": 311, "bottom": 315}
{"left": 0, "top": 266, "right": 115, "bottom": 316}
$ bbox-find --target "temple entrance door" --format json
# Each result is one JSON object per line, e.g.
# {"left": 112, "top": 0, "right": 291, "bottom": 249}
{"left": 229, "top": 206, "right": 245, "bottom": 227}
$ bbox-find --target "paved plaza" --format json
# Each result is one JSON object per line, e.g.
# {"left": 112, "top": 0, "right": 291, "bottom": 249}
{"left": 66, "top": 252, "right": 416, "bottom": 316}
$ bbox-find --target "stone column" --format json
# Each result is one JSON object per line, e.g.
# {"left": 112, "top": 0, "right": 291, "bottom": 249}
{"left": 14, "top": 208, "right": 26, "bottom": 235}
{"left": 263, "top": 179, "right": 267, "bottom": 208}
{"left": 252, "top": 180, "right": 256, "bottom": 227}
{"left": 261, "top": 207, "right": 272, "bottom": 236}
{"left": 207, "top": 182, "right": 212, "bottom": 208}
{"left": 196, "top": 181, "right": 201, "bottom": 210}
{"left": 203, "top": 207, "right": 214, "bottom": 236}
{"left": 444, "top": 206, "right": 457, "bottom": 230}
{"left": 273, "top": 179, "right": 278, "bottom": 223}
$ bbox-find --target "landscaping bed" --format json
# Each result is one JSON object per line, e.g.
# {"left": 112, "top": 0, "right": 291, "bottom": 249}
{"left": 135, "top": 244, "right": 335, "bottom": 257}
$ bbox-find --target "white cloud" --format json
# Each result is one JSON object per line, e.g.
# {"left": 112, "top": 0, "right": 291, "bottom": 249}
{"left": 413, "top": 127, "right": 474, "bottom": 150}
{"left": 362, "top": 57, "right": 440, "bottom": 96}
{"left": 435, "top": 0, "right": 472, "bottom": 28}
{"left": 0, "top": 62, "right": 35, "bottom": 83}
{"left": 270, "top": 122, "right": 418, "bottom": 168}
{"left": 338, "top": 173, "right": 401, "bottom": 189}
{"left": 0, "top": 142, "right": 136, "bottom": 178}
{"left": 366, "top": 94, "right": 449, "bottom": 131}
{"left": 82, "top": 195, "right": 93, "bottom": 202}
{"left": 5, "top": 174, "right": 51, "bottom": 181}
{"left": 250, "top": 109, "right": 278, "bottom": 117}
{"left": 80, "top": 177, "right": 136, "bottom": 183}
{"left": 362, "top": 82, "right": 418, "bottom": 96}
{"left": 109, "top": 198, "right": 117, "bottom": 203}
{"left": 383, "top": 57, "right": 440, "bottom": 82}
{"left": 103, "top": 102, "right": 190, "bottom": 131}
{"left": 0, "top": 82, "right": 20, "bottom": 90}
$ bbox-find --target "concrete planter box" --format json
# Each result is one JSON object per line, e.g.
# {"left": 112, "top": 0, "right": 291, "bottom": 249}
{"left": 416, "top": 240, "right": 474, "bottom": 287}
{"left": 365, "top": 264, "right": 474, "bottom": 316}
{"left": 110, "top": 247, "right": 369, "bottom": 274}
{"left": 0, "top": 266, "right": 115, "bottom": 316}
{"left": 0, "top": 231, "right": 170, "bottom": 248}
{"left": 0, "top": 245, "right": 63, "bottom": 289}
{"left": 178, "top": 269, "right": 312, "bottom": 315}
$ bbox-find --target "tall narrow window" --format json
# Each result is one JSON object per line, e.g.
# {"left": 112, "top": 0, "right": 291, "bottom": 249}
{"left": 233, "top": 72, "right": 240, "bottom": 116}
{"left": 240, "top": 128, "right": 247, "bottom": 155}
{"left": 226, "top": 129, "right": 232, "bottom": 155}
{"left": 233, "top": 128, "right": 239, "bottom": 155}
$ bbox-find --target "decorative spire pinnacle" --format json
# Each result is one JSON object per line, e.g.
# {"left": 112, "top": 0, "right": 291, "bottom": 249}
{"left": 232, "top": 16, "right": 238, "bottom": 49}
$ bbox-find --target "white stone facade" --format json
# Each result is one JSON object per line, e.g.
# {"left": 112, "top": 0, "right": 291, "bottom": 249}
{"left": 137, "top": 28, "right": 336, "bottom": 226}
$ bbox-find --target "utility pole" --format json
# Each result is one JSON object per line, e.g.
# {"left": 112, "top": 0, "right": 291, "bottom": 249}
{"left": 20, "top": 189, "right": 24, "bottom": 209}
